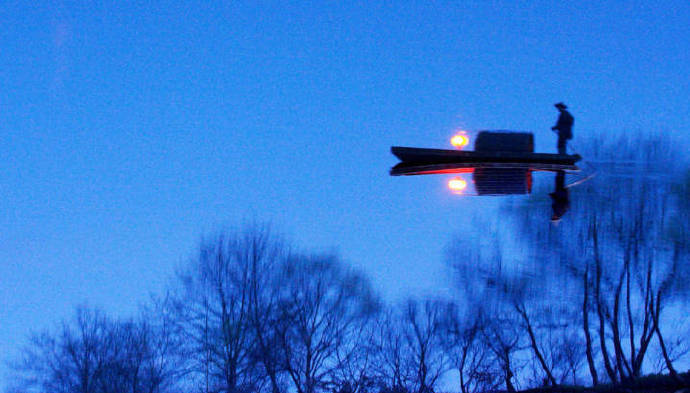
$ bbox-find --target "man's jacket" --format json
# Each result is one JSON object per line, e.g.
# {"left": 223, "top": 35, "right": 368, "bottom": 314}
{"left": 554, "top": 111, "right": 574, "bottom": 140}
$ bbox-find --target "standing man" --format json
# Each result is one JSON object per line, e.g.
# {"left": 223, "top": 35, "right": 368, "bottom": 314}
{"left": 551, "top": 102, "right": 574, "bottom": 154}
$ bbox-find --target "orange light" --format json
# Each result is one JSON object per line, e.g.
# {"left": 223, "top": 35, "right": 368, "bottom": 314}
{"left": 448, "top": 177, "right": 468, "bottom": 194}
{"left": 450, "top": 132, "right": 469, "bottom": 149}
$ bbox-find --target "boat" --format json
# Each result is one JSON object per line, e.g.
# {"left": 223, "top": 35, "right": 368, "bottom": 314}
{"left": 390, "top": 131, "right": 581, "bottom": 176}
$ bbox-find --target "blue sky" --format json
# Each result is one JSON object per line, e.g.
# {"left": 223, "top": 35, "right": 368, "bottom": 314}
{"left": 2, "top": 1, "right": 690, "bottom": 381}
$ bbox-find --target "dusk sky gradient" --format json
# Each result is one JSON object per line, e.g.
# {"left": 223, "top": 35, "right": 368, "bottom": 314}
{"left": 2, "top": 1, "right": 690, "bottom": 382}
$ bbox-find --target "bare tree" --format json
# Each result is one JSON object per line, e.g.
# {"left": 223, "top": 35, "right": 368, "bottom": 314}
{"left": 97, "top": 317, "right": 179, "bottom": 393}
{"left": 11, "top": 306, "right": 114, "bottom": 393}
{"left": 173, "top": 230, "right": 264, "bottom": 392}
{"left": 480, "top": 310, "right": 522, "bottom": 393}
{"left": 244, "top": 227, "right": 290, "bottom": 393}
{"left": 372, "top": 309, "right": 408, "bottom": 392}
{"left": 374, "top": 300, "right": 450, "bottom": 393}
{"left": 442, "top": 302, "right": 500, "bottom": 393}
{"left": 400, "top": 299, "right": 449, "bottom": 393}
{"left": 330, "top": 317, "right": 379, "bottom": 393}
{"left": 10, "top": 305, "right": 179, "bottom": 393}
{"left": 275, "top": 253, "right": 378, "bottom": 393}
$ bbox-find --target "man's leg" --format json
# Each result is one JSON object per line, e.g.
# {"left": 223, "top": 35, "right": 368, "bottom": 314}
{"left": 558, "top": 137, "right": 566, "bottom": 154}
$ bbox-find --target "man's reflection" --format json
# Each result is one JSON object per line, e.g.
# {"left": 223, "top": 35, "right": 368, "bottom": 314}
{"left": 550, "top": 170, "right": 570, "bottom": 221}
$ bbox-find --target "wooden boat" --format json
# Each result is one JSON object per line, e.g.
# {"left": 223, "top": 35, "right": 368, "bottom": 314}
{"left": 390, "top": 131, "right": 581, "bottom": 176}
{"left": 390, "top": 132, "right": 583, "bottom": 198}
{"left": 390, "top": 147, "right": 581, "bottom": 176}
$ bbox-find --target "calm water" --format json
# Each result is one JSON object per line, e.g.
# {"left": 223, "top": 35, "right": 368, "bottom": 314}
{"left": 445, "top": 135, "right": 689, "bottom": 386}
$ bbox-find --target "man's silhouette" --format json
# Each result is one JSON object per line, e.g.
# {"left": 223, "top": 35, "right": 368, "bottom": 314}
{"left": 551, "top": 102, "right": 573, "bottom": 154}
{"left": 550, "top": 170, "right": 570, "bottom": 222}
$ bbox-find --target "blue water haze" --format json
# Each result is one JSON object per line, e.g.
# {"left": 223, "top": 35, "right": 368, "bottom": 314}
{"left": 2, "top": 1, "right": 690, "bottom": 385}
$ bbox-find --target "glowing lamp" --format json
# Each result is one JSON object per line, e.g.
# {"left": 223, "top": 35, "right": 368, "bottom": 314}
{"left": 448, "top": 177, "right": 468, "bottom": 194}
{"left": 450, "top": 132, "right": 469, "bottom": 149}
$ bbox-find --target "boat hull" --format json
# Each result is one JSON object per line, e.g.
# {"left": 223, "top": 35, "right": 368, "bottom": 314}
{"left": 391, "top": 146, "right": 581, "bottom": 165}
{"left": 390, "top": 146, "right": 581, "bottom": 176}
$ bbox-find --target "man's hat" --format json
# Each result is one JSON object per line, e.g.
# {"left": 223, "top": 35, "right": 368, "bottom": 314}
{"left": 554, "top": 102, "right": 567, "bottom": 109}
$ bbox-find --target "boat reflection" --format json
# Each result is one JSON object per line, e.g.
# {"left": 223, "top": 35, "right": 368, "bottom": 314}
{"left": 473, "top": 168, "right": 532, "bottom": 195}
{"left": 396, "top": 162, "right": 575, "bottom": 219}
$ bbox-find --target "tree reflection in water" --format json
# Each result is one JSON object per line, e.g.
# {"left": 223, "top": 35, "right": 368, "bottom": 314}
{"left": 448, "top": 135, "right": 690, "bottom": 390}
